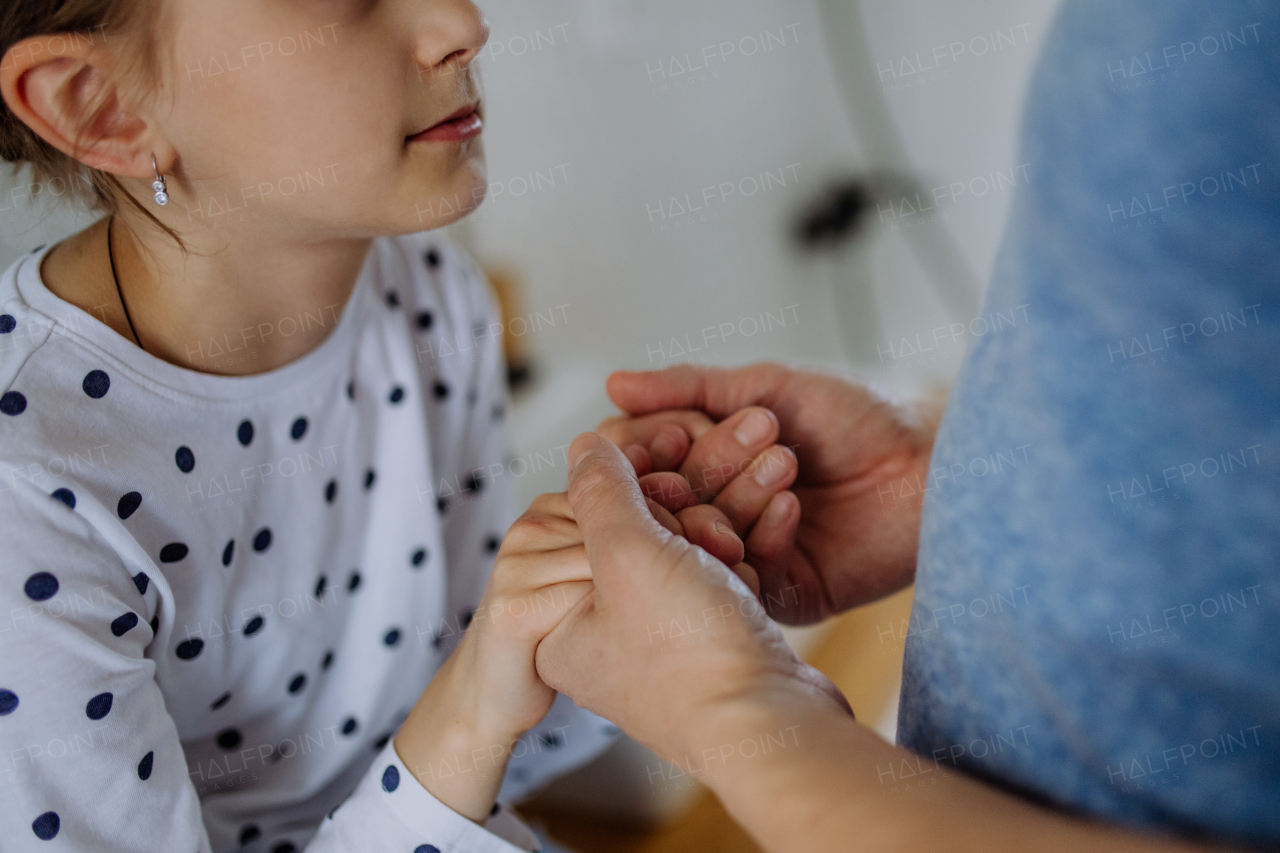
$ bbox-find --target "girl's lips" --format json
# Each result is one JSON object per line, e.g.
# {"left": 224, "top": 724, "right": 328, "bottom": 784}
{"left": 409, "top": 108, "right": 483, "bottom": 144}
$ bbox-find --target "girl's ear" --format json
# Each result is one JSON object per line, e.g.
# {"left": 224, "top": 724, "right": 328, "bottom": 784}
{"left": 1, "top": 34, "right": 163, "bottom": 180}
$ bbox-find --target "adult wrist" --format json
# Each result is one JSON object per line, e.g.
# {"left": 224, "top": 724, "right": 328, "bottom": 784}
{"left": 665, "top": 668, "right": 852, "bottom": 784}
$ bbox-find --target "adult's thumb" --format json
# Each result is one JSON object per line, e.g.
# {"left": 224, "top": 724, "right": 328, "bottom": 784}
{"left": 567, "top": 433, "right": 671, "bottom": 583}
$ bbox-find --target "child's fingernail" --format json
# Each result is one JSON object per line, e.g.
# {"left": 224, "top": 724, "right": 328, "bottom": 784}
{"left": 734, "top": 410, "right": 773, "bottom": 447}
{"left": 714, "top": 520, "right": 737, "bottom": 539}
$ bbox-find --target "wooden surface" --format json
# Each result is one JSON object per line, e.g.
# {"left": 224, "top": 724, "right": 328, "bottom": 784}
{"left": 519, "top": 585, "right": 916, "bottom": 853}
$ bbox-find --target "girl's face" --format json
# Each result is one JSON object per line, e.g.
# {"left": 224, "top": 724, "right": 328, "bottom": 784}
{"left": 159, "top": 0, "right": 490, "bottom": 238}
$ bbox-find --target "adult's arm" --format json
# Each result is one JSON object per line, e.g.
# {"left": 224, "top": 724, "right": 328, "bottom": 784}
{"left": 536, "top": 434, "right": 1247, "bottom": 853}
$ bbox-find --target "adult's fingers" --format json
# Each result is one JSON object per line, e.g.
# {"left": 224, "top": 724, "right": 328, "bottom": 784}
{"left": 742, "top": 490, "right": 801, "bottom": 614}
{"left": 707, "top": 444, "right": 798, "bottom": 536}
{"left": 678, "top": 407, "right": 780, "bottom": 499}
{"left": 607, "top": 363, "right": 791, "bottom": 419}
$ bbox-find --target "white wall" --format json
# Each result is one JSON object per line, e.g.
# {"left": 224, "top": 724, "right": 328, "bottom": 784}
{"left": 0, "top": 0, "right": 1063, "bottom": 823}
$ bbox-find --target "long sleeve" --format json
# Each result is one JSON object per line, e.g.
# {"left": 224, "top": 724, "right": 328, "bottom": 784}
{"left": 0, "top": 480, "right": 212, "bottom": 852}
{"left": 0, "top": 478, "right": 547, "bottom": 853}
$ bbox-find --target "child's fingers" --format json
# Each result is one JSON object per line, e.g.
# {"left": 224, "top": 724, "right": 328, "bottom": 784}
{"left": 710, "top": 444, "right": 798, "bottom": 536}
{"left": 638, "top": 471, "right": 700, "bottom": 513}
{"left": 645, "top": 497, "right": 684, "bottom": 538}
{"left": 597, "top": 411, "right": 716, "bottom": 470}
{"left": 729, "top": 562, "right": 762, "bottom": 598}
{"left": 673, "top": 504, "right": 745, "bottom": 567}
{"left": 624, "top": 444, "right": 653, "bottom": 477}
{"left": 678, "top": 407, "right": 781, "bottom": 501}
{"left": 742, "top": 491, "right": 801, "bottom": 607}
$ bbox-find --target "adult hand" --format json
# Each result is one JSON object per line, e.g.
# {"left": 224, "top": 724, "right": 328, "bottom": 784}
{"left": 605, "top": 363, "right": 945, "bottom": 623}
{"left": 535, "top": 433, "right": 851, "bottom": 768}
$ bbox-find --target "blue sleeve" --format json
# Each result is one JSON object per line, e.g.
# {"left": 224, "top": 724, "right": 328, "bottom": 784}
{"left": 898, "top": 1, "right": 1280, "bottom": 846}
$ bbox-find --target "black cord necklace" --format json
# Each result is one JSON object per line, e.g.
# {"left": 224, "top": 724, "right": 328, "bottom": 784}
{"left": 107, "top": 214, "right": 145, "bottom": 351}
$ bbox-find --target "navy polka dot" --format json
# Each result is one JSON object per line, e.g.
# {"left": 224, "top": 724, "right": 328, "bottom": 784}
{"left": 86, "top": 692, "right": 113, "bottom": 720}
{"left": 81, "top": 370, "right": 110, "bottom": 399}
{"left": 110, "top": 612, "right": 139, "bottom": 637}
{"left": 416, "top": 310, "right": 434, "bottom": 331}
{"left": 137, "top": 750, "right": 154, "bottom": 780}
{"left": 244, "top": 616, "right": 264, "bottom": 636}
{"left": 374, "top": 733, "right": 392, "bottom": 750}
{"left": 385, "top": 290, "right": 400, "bottom": 308}
{"left": 176, "top": 639, "right": 204, "bottom": 660}
{"left": 253, "top": 528, "right": 272, "bottom": 552}
{"left": 133, "top": 572, "right": 149, "bottom": 595}
{"left": 288, "top": 673, "right": 307, "bottom": 694}
{"left": 239, "top": 825, "right": 261, "bottom": 845}
{"left": 272, "top": 842, "right": 296, "bottom": 853}
{"left": 341, "top": 717, "right": 358, "bottom": 736}
{"left": 315, "top": 575, "right": 328, "bottom": 597}
{"left": 150, "top": 616, "right": 159, "bottom": 634}
{"left": 539, "top": 732, "right": 563, "bottom": 748}
{"left": 118, "top": 491, "right": 142, "bottom": 519}
{"left": 31, "top": 811, "right": 59, "bottom": 840}
{"left": 381, "top": 765, "right": 400, "bottom": 792}
{"left": 238, "top": 420, "right": 255, "bottom": 446}
{"left": 175, "top": 446, "right": 196, "bottom": 473}
{"left": 51, "top": 488, "right": 76, "bottom": 509}
{"left": 1, "top": 391, "right": 27, "bottom": 416}
{"left": 347, "top": 380, "right": 356, "bottom": 400}
{"left": 211, "top": 691, "right": 232, "bottom": 710}
{"left": 383, "top": 628, "right": 401, "bottom": 647}
{"left": 432, "top": 381, "right": 450, "bottom": 401}
{"left": 217, "top": 728, "right": 242, "bottom": 750}
{"left": 364, "top": 469, "right": 376, "bottom": 489}
{"left": 160, "top": 543, "right": 188, "bottom": 563}
{"left": 411, "top": 548, "right": 427, "bottom": 567}
{"left": 436, "top": 497, "right": 449, "bottom": 514}
{"left": 389, "top": 386, "right": 404, "bottom": 404}
{"left": 485, "top": 535, "right": 501, "bottom": 554}
{"left": 461, "top": 608, "right": 475, "bottom": 629}
{"left": 321, "top": 649, "right": 334, "bottom": 670}
{"left": 490, "top": 803, "right": 501, "bottom": 817}
{"left": 222, "top": 539, "right": 235, "bottom": 566}
{"left": 24, "top": 572, "right": 58, "bottom": 601}
{"left": 464, "top": 473, "right": 483, "bottom": 495}
{"left": 291, "top": 417, "right": 308, "bottom": 441}
{"left": 347, "top": 571, "right": 362, "bottom": 593}
{"left": 0, "top": 314, "right": 15, "bottom": 334}
{"left": 325, "top": 479, "right": 338, "bottom": 503}
{"left": 0, "top": 689, "right": 18, "bottom": 715}
{"left": 415, "top": 846, "right": 441, "bottom": 853}
{"left": 425, "top": 248, "right": 441, "bottom": 268}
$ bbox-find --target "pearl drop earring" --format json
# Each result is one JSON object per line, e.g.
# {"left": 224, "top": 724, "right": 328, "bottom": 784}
{"left": 151, "top": 154, "right": 169, "bottom": 206}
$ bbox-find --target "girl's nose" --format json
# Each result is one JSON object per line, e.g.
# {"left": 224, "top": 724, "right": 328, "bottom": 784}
{"left": 416, "top": 0, "right": 490, "bottom": 72}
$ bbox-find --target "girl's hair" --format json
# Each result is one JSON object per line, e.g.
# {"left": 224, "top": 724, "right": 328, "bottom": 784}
{"left": 1, "top": 0, "right": 182, "bottom": 247}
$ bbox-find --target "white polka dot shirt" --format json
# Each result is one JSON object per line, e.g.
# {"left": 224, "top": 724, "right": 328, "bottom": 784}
{"left": 0, "top": 234, "right": 617, "bottom": 852}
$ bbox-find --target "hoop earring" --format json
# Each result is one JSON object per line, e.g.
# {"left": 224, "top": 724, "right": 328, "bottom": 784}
{"left": 151, "top": 154, "right": 169, "bottom": 206}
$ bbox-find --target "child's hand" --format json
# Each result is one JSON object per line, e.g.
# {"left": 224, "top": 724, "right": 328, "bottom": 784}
{"left": 393, "top": 477, "right": 747, "bottom": 822}
{"left": 598, "top": 407, "right": 801, "bottom": 609}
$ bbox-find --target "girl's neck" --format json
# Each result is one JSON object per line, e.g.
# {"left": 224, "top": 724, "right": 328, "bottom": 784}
{"left": 40, "top": 216, "right": 372, "bottom": 376}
